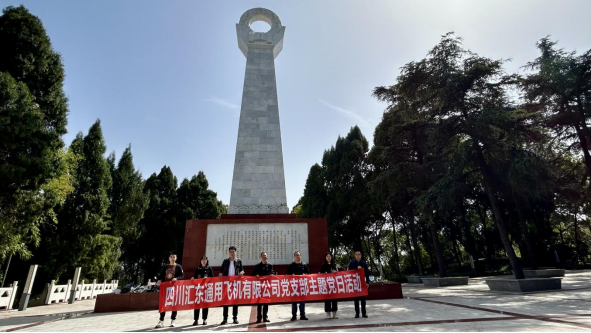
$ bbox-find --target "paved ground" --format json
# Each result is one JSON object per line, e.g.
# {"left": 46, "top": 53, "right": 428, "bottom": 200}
{"left": 1, "top": 271, "right": 591, "bottom": 332}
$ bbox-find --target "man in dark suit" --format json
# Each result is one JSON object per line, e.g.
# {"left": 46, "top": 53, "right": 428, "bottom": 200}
{"left": 219, "top": 246, "right": 244, "bottom": 325}
{"left": 253, "top": 251, "right": 273, "bottom": 323}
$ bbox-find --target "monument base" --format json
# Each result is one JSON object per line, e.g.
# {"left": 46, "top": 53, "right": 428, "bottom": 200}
{"left": 421, "top": 277, "right": 469, "bottom": 287}
{"left": 485, "top": 278, "right": 562, "bottom": 293}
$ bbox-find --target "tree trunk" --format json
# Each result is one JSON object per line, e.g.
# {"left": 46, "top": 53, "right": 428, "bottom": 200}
{"left": 575, "top": 124, "right": 591, "bottom": 181}
{"left": 452, "top": 239, "right": 463, "bottom": 268}
{"left": 473, "top": 141, "right": 525, "bottom": 279}
{"left": 391, "top": 220, "right": 401, "bottom": 277}
{"left": 573, "top": 209, "right": 580, "bottom": 265}
{"left": 408, "top": 215, "right": 424, "bottom": 275}
{"left": 362, "top": 236, "right": 379, "bottom": 274}
{"left": 460, "top": 200, "right": 477, "bottom": 260}
{"left": 402, "top": 221, "right": 416, "bottom": 273}
{"left": 429, "top": 219, "right": 447, "bottom": 278}
{"left": 513, "top": 196, "right": 537, "bottom": 269}
{"left": 478, "top": 204, "right": 494, "bottom": 260}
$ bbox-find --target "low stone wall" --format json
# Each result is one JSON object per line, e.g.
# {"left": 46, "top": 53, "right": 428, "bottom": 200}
{"left": 422, "top": 277, "right": 469, "bottom": 287}
{"left": 0, "top": 281, "right": 18, "bottom": 309}
{"left": 523, "top": 269, "right": 565, "bottom": 278}
{"left": 407, "top": 276, "right": 429, "bottom": 284}
{"left": 486, "top": 277, "right": 562, "bottom": 292}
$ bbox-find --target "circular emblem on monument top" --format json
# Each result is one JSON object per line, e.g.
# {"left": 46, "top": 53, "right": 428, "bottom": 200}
{"left": 239, "top": 8, "right": 283, "bottom": 33}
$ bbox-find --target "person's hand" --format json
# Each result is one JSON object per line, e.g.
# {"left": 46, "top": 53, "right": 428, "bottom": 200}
{"left": 156, "top": 280, "right": 161, "bottom": 286}
{"left": 256, "top": 275, "right": 259, "bottom": 277}
{"left": 358, "top": 266, "right": 362, "bottom": 269}
{"left": 190, "top": 277, "right": 194, "bottom": 280}
{"left": 219, "top": 273, "right": 223, "bottom": 277}
{"left": 239, "top": 271, "right": 245, "bottom": 276}
{"left": 172, "top": 278, "right": 177, "bottom": 281}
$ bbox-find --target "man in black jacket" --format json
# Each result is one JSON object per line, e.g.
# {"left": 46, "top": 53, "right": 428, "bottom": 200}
{"left": 253, "top": 251, "right": 273, "bottom": 323}
{"left": 286, "top": 251, "right": 309, "bottom": 321}
{"left": 155, "top": 251, "right": 184, "bottom": 328}
{"left": 219, "top": 246, "right": 244, "bottom": 325}
{"left": 348, "top": 250, "right": 371, "bottom": 318}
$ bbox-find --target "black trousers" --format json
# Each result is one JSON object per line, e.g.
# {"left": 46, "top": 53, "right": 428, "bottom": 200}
{"left": 194, "top": 308, "right": 208, "bottom": 320}
{"left": 354, "top": 296, "right": 366, "bottom": 315}
{"left": 223, "top": 305, "right": 238, "bottom": 319}
{"left": 324, "top": 300, "right": 338, "bottom": 312}
{"left": 159, "top": 311, "right": 177, "bottom": 321}
{"left": 257, "top": 304, "right": 268, "bottom": 320}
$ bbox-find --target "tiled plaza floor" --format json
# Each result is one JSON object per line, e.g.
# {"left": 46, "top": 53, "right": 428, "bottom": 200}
{"left": 1, "top": 271, "right": 591, "bottom": 332}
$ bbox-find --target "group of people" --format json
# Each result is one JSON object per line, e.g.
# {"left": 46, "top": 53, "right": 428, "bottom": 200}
{"left": 155, "top": 247, "right": 370, "bottom": 329}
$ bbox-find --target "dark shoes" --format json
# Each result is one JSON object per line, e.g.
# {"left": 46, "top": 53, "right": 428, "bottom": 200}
{"left": 263, "top": 317, "right": 271, "bottom": 323}
{"left": 256, "top": 319, "right": 262, "bottom": 324}
{"left": 220, "top": 319, "right": 227, "bottom": 325}
{"left": 300, "top": 316, "right": 309, "bottom": 320}
{"left": 355, "top": 314, "right": 359, "bottom": 318}
{"left": 233, "top": 319, "right": 239, "bottom": 324}
{"left": 363, "top": 314, "right": 368, "bottom": 318}
{"left": 203, "top": 320, "right": 207, "bottom": 325}
{"left": 290, "top": 316, "right": 297, "bottom": 321}
{"left": 192, "top": 321, "right": 198, "bottom": 326}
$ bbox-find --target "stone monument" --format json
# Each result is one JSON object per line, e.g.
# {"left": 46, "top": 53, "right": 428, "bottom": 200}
{"left": 183, "top": 8, "right": 328, "bottom": 275}
{"left": 228, "top": 8, "right": 289, "bottom": 215}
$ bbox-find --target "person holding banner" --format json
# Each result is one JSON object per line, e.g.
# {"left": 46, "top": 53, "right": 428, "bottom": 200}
{"left": 218, "top": 246, "right": 244, "bottom": 325}
{"left": 320, "top": 252, "right": 339, "bottom": 319}
{"left": 348, "top": 250, "right": 370, "bottom": 318}
{"left": 253, "top": 251, "right": 273, "bottom": 323}
{"left": 155, "top": 251, "right": 184, "bottom": 328}
{"left": 191, "top": 255, "right": 213, "bottom": 326}
{"left": 286, "top": 251, "right": 309, "bottom": 321}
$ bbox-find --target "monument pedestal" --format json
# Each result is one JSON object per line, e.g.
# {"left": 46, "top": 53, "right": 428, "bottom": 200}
{"left": 182, "top": 214, "right": 329, "bottom": 277}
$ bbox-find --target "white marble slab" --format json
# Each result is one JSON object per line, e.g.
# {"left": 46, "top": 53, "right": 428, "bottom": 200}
{"left": 205, "top": 223, "right": 309, "bottom": 265}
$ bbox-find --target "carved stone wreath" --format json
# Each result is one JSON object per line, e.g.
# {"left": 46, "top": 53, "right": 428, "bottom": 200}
{"left": 238, "top": 7, "right": 283, "bottom": 33}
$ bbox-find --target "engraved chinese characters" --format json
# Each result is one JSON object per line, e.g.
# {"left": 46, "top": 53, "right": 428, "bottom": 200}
{"left": 159, "top": 271, "right": 368, "bottom": 312}
{"left": 206, "top": 223, "right": 308, "bottom": 265}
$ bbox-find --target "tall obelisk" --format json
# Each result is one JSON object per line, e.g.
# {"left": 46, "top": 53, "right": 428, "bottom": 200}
{"left": 228, "top": 8, "right": 288, "bottom": 214}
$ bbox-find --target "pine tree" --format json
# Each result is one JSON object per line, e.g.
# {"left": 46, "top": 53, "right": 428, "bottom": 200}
{"left": 46, "top": 120, "right": 115, "bottom": 280}
{"left": 298, "top": 164, "right": 328, "bottom": 218}
{"left": 137, "top": 166, "right": 179, "bottom": 282}
{"left": 0, "top": 5, "right": 68, "bottom": 260}
{"left": 107, "top": 146, "right": 149, "bottom": 282}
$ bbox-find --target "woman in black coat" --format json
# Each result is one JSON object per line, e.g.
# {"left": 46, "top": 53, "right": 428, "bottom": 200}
{"left": 191, "top": 255, "right": 213, "bottom": 326}
{"left": 319, "top": 252, "right": 339, "bottom": 319}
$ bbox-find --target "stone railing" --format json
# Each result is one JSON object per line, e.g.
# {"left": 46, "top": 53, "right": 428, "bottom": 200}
{"left": 45, "top": 279, "right": 71, "bottom": 304}
{"left": 45, "top": 279, "right": 118, "bottom": 304}
{"left": 0, "top": 281, "right": 18, "bottom": 309}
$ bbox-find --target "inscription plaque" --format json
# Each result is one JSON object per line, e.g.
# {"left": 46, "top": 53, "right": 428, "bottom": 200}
{"left": 205, "top": 223, "right": 309, "bottom": 265}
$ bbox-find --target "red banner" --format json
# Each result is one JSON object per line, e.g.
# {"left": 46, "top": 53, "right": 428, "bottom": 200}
{"left": 158, "top": 269, "right": 368, "bottom": 312}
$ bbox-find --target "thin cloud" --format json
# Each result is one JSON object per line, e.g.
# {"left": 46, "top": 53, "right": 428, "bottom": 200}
{"left": 319, "top": 99, "right": 371, "bottom": 127}
{"left": 205, "top": 97, "right": 240, "bottom": 112}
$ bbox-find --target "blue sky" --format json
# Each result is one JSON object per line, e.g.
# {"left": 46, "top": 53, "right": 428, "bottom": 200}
{"left": 3, "top": 0, "right": 590, "bottom": 208}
